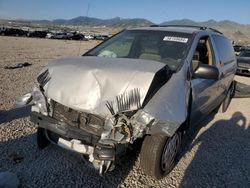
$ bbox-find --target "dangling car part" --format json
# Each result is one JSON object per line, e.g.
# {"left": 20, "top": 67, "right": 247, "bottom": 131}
{"left": 233, "top": 81, "right": 250, "bottom": 98}
{"left": 17, "top": 25, "right": 237, "bottom": 179}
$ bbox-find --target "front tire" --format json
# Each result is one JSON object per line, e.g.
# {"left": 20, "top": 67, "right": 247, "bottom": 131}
{"left": 37, "top": 128, "right": 50, "bottom": 149}
{"left": 140, "top": 132, "right": 182, "bottom": 179}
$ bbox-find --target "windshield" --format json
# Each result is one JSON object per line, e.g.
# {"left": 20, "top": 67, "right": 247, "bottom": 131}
{"left": 85, "top": 30, "right": 192, "bottom": 70}
{"left": 240, "top": 50, "right": 250, "bottom": 57}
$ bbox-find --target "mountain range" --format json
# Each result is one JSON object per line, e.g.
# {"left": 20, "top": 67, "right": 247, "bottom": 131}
{"left": 30, "top": 16, "right": 249, "bottom": 28}
{"left": 32, "top": 16, "right": 153, "bottom": 28}
{"left": 1, "top": 16, "right": 250, "bottom": 43}
{"left": 34, "top": 17, "right": 250, "bottom": 43}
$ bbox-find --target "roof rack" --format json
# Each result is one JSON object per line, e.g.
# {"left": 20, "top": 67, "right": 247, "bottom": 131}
{"left": 150, "top": 25, "right": 223, "bottom": 34}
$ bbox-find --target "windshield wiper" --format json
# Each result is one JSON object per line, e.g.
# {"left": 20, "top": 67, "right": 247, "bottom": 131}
{"left": 82, "top": 53, "right": 96, "bottom": 57}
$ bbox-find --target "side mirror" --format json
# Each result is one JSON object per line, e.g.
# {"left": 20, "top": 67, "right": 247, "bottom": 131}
{"left": 194, "top": 64, "right": 219, "bottom": 80}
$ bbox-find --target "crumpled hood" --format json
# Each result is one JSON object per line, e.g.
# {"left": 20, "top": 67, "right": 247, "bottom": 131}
{"left": 43, "top": 56, "right": 165, "bottom": 117}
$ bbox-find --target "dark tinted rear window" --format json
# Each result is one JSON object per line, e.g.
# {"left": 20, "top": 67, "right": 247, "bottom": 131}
{"left": 212, "top": 35, "right": 235, "bottom": 64}
{"left": 239, "top": 49, "right": 250, "bottom": 57}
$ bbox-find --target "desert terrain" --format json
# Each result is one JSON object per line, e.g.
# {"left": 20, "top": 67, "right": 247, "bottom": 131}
{"left": 0, "top": 36, "right": 250, "bottom": 187}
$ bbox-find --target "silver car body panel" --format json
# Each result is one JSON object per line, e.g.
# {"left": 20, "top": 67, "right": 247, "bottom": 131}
{"left": 144, "top": 62, "right": 190, "bottom": 136}
{"left": 43, "top": 56, "right": 165, "bottom": 117}
{"left": 39, "top": 56, "right": 189, "bottom": 138}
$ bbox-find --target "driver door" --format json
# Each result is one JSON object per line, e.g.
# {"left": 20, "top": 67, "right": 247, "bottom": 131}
{"left": 190, "top": 36, "right": 221, "bottom": 124}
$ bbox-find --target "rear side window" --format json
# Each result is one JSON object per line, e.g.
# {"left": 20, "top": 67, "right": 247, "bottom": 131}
{"left": 239, "top": 49, "right": 250, "bottom": 57}
{"left": 212, "top": 35, "right": 235, "bottom": 65}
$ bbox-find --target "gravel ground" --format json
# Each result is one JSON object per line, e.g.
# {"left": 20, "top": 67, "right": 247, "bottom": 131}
{"left": 0, "top": 36, "right": 250, "bottom": 188}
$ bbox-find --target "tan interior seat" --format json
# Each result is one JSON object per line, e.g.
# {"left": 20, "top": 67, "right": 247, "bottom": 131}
{"left": 192, "top": 51, "right": 200, "bottom": 71}
{"left": 139, "top": 48, "right": 161, "bottom": 62}
{"left": 206, "top": 40, "right": 213, "bottom": 65}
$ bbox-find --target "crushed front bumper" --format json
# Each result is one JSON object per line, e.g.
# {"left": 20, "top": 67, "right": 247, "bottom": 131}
{"left": 30, "top": 111, "right": 99, "bottom": 143}
{"left": 30, "top": 112, "right": 118, "bottom": 174}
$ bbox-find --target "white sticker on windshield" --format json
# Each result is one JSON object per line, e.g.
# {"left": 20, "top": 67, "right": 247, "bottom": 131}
{"left": 163, "top": 36, "right": 188, "bottom": 43}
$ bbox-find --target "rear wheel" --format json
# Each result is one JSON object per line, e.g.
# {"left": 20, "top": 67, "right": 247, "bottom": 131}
{"left": 37, "top": 128, "right": 50, "bottom": 149}
{"left": 140, "top": 132, "right": 182, "bottom": 179}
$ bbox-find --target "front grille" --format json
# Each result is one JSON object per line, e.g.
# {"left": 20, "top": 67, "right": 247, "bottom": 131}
{"left": 52, "top": 101, "right": 104, "bottom": 136}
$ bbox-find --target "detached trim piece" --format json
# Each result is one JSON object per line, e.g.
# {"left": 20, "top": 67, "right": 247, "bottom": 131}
{"left": 116, "top": 88, "right": 141, "bottom": 112}
{"left": 234, "top": 81, "right": 250, "bottom": 98}
{"left": 37, "top": 69, "right": 51, "bottom": 87}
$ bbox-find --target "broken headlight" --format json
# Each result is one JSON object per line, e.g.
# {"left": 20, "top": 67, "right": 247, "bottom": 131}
{"left": 31, "top": 87, "right": 48, "bottom": 115}
{"left": 15, "top": 93, "right": 33, "bottom": 108}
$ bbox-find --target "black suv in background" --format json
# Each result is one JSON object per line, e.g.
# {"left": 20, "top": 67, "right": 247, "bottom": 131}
{"left": 17, "top": 25, "right": 236, "bottom": 179}
{"left": 237, "top": 48, "right": 250, "bottom": 76}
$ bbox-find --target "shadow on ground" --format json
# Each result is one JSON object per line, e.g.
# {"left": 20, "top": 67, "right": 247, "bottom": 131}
{"left": 1, "top": 107, "right": 249, "bottom": 187}
{"left": 0, "top": 107, "right": 139, "bottom": 188}
{"left": 0, "top": 106, "right": 31, "bottom": 124}
{"left": 180, "top": 112, "right": 250, "bottom": 187}
{"left": 0, "top": 133, "right": 139, "bottom": 188}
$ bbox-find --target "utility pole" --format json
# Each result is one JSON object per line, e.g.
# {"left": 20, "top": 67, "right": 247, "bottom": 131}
{"left": 86, "top": 3, "right": 90, "bottom": 18}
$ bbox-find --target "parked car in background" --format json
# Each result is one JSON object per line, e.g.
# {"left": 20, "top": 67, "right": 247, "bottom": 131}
{"left": 0, "top": 26, "right": 111, "bottom": 41}
{"left": 0, "top": 28, "right": 28, "bottom": 37}
{"left": 236, "top": 48, "right": 250, "bottom": 76}
{"left": 51, "top": 32, "right": 73, "bottom": 40}
{"left": 70, "top": 32, "right": 86, "bottom": 40}
{"left": 17, "top": 25, "right": 236, "bottom": 179}
{"left": 46, "top": 32, "right": 54, "bottom": 39}
{"left": 94, "top": 34, "right": 109, "bottom": 40}
{"left": 84, "top": 34, "right": 94, "bottom": 40}
{"left": 28, "top": 30, "right": 48, "bottom": 38}
{"left": 0, "top": 27, "right": 6, "bottom": 35}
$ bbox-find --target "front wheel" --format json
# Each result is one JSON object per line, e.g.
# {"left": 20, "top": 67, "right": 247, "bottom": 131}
{"left": 37, "top": 128, "right": 50, "bottom": 149}
{"left": 140, "top": 132, "right": 182, "bottom": 179}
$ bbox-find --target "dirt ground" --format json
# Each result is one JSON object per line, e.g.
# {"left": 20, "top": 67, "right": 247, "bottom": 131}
{"left": 0, "top": 36, "right": 249, "bottom": 188}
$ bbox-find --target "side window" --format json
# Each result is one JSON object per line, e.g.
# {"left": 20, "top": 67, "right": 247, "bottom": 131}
{"left": 212, "top": 35, "right": 235, "bottom": 65}
{"left": 192, "top": 36, "right": 215, "bottom": 71}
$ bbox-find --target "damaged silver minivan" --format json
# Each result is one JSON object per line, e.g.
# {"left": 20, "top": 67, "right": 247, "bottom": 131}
{"left": 18, "top": 26, "right": 236, "bottom": 179}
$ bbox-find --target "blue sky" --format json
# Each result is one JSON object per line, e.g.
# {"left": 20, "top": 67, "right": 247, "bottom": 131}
{"left": 0, "top": 0, "right": 250, "bottom": 24}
